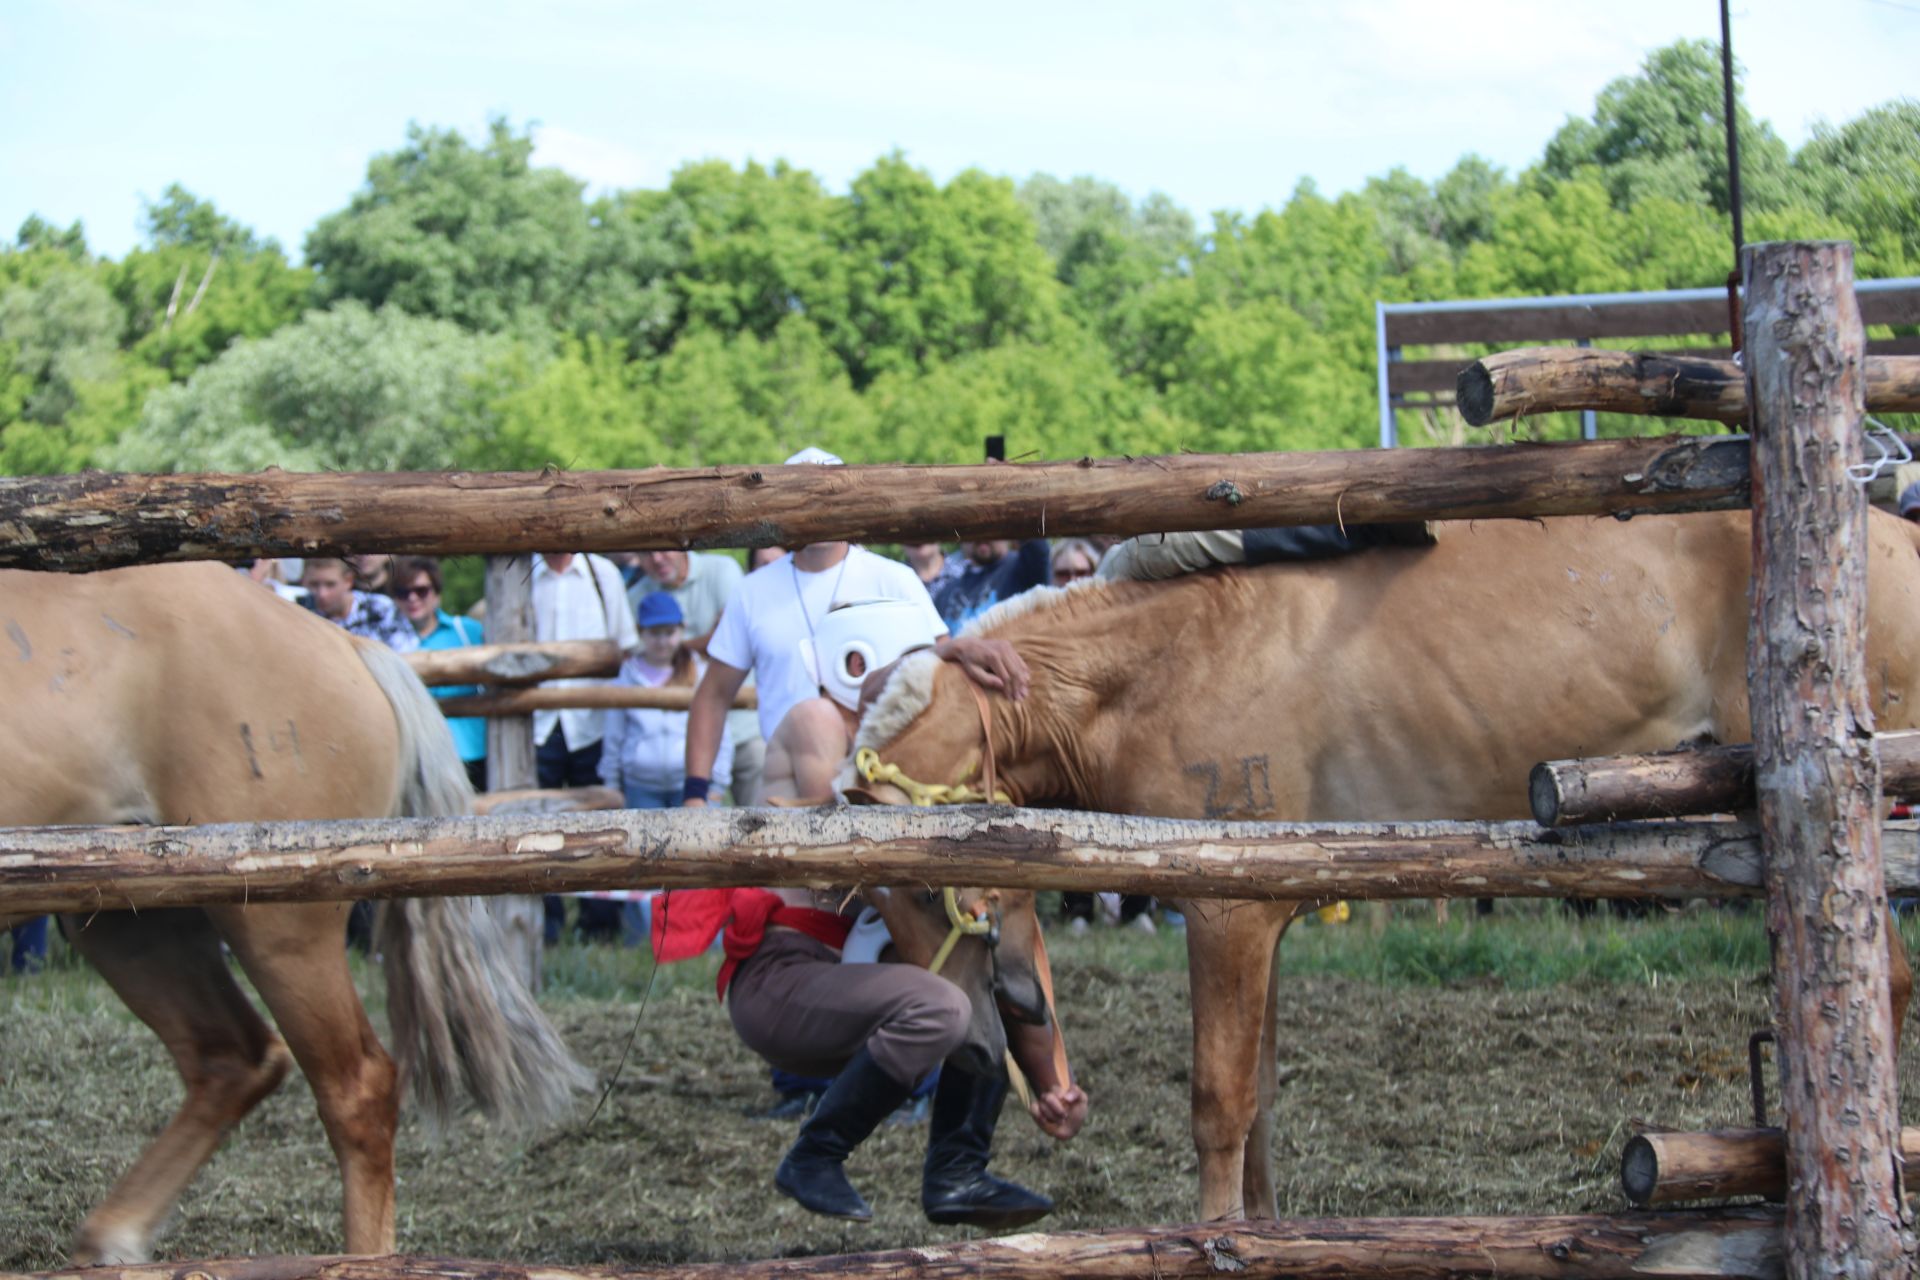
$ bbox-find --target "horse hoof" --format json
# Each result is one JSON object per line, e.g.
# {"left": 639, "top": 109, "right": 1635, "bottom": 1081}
{"left": 71, "top": 1226, "right": 151, "bottom": 1266}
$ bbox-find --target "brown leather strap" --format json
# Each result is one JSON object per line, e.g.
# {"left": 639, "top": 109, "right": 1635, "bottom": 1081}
{"left": 965, "top": 677, "right": 1000, "bottom": 802}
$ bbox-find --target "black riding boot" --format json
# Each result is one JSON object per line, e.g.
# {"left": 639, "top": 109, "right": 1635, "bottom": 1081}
{"left": 774, "top": 1048, "right": 913, "bottom": 1221}
{"left": 921, "top": 1067, "right": 1054, "bottom": 1228}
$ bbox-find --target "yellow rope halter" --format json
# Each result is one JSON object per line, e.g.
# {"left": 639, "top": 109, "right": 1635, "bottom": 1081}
{"left": 854, "top": 746, "right": 1003, "bottom": 975}
{"left": 854, "top": 747, "right": 1008, "bottom": 807}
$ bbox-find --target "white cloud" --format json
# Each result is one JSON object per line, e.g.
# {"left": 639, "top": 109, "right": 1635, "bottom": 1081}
{"left": 531, "top": 125, "right": 662, "bottom": 193}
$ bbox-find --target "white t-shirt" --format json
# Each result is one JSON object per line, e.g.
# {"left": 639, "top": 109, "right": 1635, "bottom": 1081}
{"left": 708, "top": 546, "right": 947, "bottom": 740}
{"left": 531, "top": 553, "right": 640, "bottom": 749}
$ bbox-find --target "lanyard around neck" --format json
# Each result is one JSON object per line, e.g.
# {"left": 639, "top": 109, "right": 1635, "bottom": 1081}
{"left": 791, "top": 551, "right": 851, "bottom": 642}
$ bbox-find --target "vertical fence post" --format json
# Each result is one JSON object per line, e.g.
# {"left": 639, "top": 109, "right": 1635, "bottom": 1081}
{"left": 483, "top": 554, "right": 544, "bottom": 991}
{"left": 1743, "top": 240, "right": 1912, "bottom": 1277}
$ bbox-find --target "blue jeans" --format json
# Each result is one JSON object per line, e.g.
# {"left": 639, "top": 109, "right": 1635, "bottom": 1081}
{"left": 620, "top": 784, "right": 678, "bottom": 945}
{"left": 9, "top": 916, "right": 48, "bottom": 974}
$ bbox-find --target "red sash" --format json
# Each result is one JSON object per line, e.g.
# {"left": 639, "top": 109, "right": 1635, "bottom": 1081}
{"left": 650, "top": 888, "right": 854, "bottom": 1000}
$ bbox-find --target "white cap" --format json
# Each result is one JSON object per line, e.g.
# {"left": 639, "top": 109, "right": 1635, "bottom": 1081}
{"left": 800, "top": 598, "right": 942, "bottom": 711}
{"left": 784, "top": 446, "right": 844, "bottom": 466}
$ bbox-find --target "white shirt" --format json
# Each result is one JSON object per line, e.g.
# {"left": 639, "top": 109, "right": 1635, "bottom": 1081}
{"left": 531, "top": 553, "right": 640, "bottom": 749}
{"left": 708, "top": 546, "right": 947, "bottom": 740}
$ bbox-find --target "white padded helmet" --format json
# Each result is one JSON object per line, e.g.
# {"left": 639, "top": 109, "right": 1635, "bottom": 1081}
{"left": 800, "top": 598, "right": 942, "bottom": 712}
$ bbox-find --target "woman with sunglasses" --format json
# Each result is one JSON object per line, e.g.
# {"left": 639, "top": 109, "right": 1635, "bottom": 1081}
{"left": 395, "top": 556, "right": 488, "bottom": 791}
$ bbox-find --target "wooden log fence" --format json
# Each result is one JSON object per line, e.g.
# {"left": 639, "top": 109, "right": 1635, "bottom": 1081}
{"left": 1622, "top": 1127, "right": 1920, "bottom": 1209}
{"left": 13, "top": 1208, "right": 1789, "bottom": 1280}
{"left": 3, "top": 806, "right": 1919, "bottom": 918}
{"left": 1530, "top": 731, "right": 1920, "bottom": 827}
{"left": 406, "top": 639, "right": 625, "bottom": 686}
{"left": 1456, "top": 347, "right": 1920, "bottom": 427}
{"left": 5, "top": 248, "right": 1910, "bottom": 1279}
{"left": 0, "top": 436, "right": 1777, "bottom": 572}
{"left": 470, "top": 786, "right": 624, "bottom": 816}
{"left": 1744, "top": 242, "right": 1904, "bottom": 1275}
{"left": 436, "top": 683, "right": 755, "bottom": 717}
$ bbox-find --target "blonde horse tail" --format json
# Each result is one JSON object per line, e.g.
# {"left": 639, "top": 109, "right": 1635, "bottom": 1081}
{"left": 354, "top": 642, "right": 595, "bottom": 1131}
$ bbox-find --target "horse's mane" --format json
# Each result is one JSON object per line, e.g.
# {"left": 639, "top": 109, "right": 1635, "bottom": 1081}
{"left": 855, "top": 576, "right": 1115, "bottom": 751}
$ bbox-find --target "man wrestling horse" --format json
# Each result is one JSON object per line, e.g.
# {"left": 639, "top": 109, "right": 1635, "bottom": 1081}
{"left": 0, "top": 562, "right": 591, "bottom": 1262}
{"left": 845, "top": 509, "right": 1920, "bottom": 1220}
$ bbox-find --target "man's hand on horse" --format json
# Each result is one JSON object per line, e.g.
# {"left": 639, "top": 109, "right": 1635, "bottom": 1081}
{"left": 935, "top": 635, "right": 1031, "bottom": 701}
{"left": 1030, "top": 1082, "right": 1088, "bottom": 1141}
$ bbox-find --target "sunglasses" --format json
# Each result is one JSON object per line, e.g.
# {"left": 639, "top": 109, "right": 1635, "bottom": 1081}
{"left": 399, "top": 585, "right": 436, "bottom": 600}
{"left": 1053, "top": 567, "right": 1094, "bottom": 584}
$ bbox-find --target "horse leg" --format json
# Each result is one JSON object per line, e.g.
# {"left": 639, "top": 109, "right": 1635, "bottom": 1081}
{"left": 1240, "top": 931, "right": 1290, "bottom": 1220}
{"left": 62, "top": 909, "right": 294, "bottom": 1265}
{"left": 210, "top": 901, "right": 399, "bottom": 1256}
{"left": 1183, "top": 897, "right": 1294, "bottom": 1220}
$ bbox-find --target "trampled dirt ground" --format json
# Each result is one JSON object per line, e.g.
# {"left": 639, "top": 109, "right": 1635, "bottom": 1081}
{"left": 5, "top": 917, "right": 1917, "bottom": 1270}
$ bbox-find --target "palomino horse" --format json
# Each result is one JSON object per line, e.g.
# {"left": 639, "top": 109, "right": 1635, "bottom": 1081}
{"left": 848, "top": 509, "right": 1920, "bottom": 1220}
{"left": 0, "top": 563, "right": 590, "bottom": 1263}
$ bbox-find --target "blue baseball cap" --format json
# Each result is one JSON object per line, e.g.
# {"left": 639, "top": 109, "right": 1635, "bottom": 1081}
{"left": 635, "top": 591, "right": 684, "bottom": 629}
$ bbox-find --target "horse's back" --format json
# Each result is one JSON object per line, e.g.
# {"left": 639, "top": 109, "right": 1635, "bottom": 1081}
{"left": 1273, "top": 509, "right": 1920, "bottom": 816}
{"left": 0, "top": 563, "right": 399, "bottom": 825}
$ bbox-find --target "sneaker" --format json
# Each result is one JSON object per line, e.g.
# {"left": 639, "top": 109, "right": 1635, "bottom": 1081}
{"left": 1127, "top": 912, "right": 1157, "bottom": 935}
{"left": 1066, "top": 917, "right": 1090, "bottom": 936}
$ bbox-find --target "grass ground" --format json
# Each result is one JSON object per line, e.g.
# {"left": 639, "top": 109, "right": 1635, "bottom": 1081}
{"left": 5, "top": 901, "right": 1917, "bottom": 1269}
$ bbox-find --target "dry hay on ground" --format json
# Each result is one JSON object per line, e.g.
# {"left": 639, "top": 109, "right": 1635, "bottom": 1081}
{"left": 4, "top": 928, "right": 1916, "bottom": 1269}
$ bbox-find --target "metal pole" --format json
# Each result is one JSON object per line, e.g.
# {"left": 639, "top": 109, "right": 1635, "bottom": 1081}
{"left": 1375, "top": 301, "right": 1396, "bottom": 449}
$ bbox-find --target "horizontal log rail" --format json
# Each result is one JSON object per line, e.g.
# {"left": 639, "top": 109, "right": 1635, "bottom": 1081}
{"left": 17, "top": 1209, "right": 1787, "bottom": 1280}
{"left": 1531, "top": 732, "right": 1920, "bottom": 827}
{"left": 1456, "top": 347, "right": 1920, "bottom": 427}
{"left": 469, "top": 786, "right": 624, "bottom": 816}
{"left": 0, "top": 437, "right": 1775, "bottom": 572}
{"left": 406, "top": 640, "right": 623, "bottom": 686}
{"left": 3, "top": 806, "right": 1918, "bottom": 916}
{"left": 436, "top": 684, "right": 756, "bottom": 716}
{"left": 1622, "top": 1126, "right": 1920, "bottom": 1208}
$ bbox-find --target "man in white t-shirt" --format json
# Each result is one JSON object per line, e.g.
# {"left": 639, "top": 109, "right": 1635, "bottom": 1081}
{"left": 682, "top": 448, "right": 1030, "bottom": 808}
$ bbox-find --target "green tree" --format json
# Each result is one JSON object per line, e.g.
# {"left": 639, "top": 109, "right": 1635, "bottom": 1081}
{"left": 473, "top": 334, "right": 655, "bottom": 471}
{"left": 1160, "top": 299, "right": 1359, "bottom": 453}
{"left": 0, "top": 270, "right": 122, "bottom": 426}
{"left": 142, "top": 184, "right": 274, "bottom": 256}
{"left": 829, "top": 156, "right": 1065, "bottom": 386}
{"left": 13, "top": 215, "right": 90, "bottom": 261}
{"left": 864, "top": 326, "right": 1179, "bottom": 463}
{"left": 109, "top": 189, "right": 312, "bottom": 379}
{"left": 1791, "top": 102, "right": 1920, "bottom": 276}
{"left": 1018, "top": 174, "right": 1197, "bottom": 382}
{"left": 108, "top": 302, "right": 512, "bottom": 473}
{"left": 638, "top": 316, "right": 873, "bottom": 466}
{"left": 1541, "top": 39, "right": 1790, "bottom": 214}
{"left": 306, "top": 120, "right": 594, "bottom": 333}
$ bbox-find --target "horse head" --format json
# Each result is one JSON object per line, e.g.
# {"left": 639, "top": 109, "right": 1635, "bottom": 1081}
{"left": 842, "top": 647, "right": 1069, "bottom": 1086}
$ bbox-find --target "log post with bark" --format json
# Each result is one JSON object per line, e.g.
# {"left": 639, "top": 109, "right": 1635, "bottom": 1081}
{"left": 18, "top": 1209, "right": 1793, "bottom": 1280}
{"left": 479, "top": 555, "right": 544, "bottom": 990}
{"left": 1455, "top": 347, "right": 1920, "bottom": 428}
{"left": 1622, "top": 1126, "right": 1920, "bottom": 1209}
{"left": 435, "top": 684, "right": 756, "bottom": 718}
{"left": 406, "top": 639, "right": 625, "bottom": 686}
{"left": 1530, "top": 732, "right": 1920, "bottom": 827}
{"left": 6, "top": 809, "right": 1920, "bottom": 917}
{"left": 0, "top": 437, "right": 1781, "bottom": 571}
{"left": 1743, "top": 241, "right": 1910, "bottom": 1277}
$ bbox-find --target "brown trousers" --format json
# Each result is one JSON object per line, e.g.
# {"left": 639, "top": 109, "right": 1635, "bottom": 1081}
{"left": 727, "top": 930, "right": 969, "bottom": 1088}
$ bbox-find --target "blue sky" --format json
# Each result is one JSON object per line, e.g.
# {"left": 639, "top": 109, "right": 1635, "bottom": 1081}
{"left": 3, "top": 0, "right": 1915, "bottom": 262}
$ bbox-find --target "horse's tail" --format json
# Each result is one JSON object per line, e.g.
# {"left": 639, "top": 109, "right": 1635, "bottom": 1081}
{"left": 354, "top": 642, "right": 594, "bottom": 1131}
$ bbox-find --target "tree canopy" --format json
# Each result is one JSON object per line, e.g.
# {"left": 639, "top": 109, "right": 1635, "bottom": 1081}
{"left": 4, "top": 42, "right": 1915, "bottom": 478}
